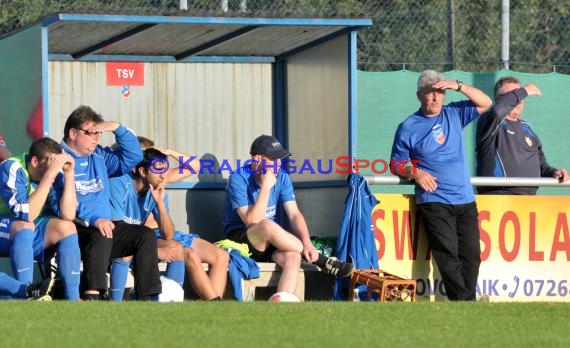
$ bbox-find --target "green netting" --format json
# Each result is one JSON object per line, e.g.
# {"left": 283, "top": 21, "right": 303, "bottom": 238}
{"left": 357, "top": 70, "right": 570, "bottom": 195}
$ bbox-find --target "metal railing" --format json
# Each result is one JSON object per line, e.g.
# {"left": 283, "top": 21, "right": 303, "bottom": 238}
{"left": 363, "top": 175, "right": 570, "bottom": 188}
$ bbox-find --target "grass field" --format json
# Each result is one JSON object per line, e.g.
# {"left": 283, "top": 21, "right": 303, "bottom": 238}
{"left": 3, "top": 301, "right": 570, "bottom": 347}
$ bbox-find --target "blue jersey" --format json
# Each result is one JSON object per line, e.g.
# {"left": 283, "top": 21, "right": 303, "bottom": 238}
{"left": 109, "top": 173, "right": 196, "bottom": 245}
{"left": 109, "top": 172, "right": 169, "bottom": 224}
{"left": 0, "top": 153, "right": 63, "bottom": 220}
{"left": 0, "top": 154, "right": 35, "bottom": 221}
{"left": 223, "top": 166, "right": 296, "bottom": 234}
{"left": 390, "top": 101, "right": 480, "bottom": 205}
{"left": 56, "top": 124, "right": 142, "bottom": 226}
{"left": 0, "top": 154, "right": 65, "bottom": 261}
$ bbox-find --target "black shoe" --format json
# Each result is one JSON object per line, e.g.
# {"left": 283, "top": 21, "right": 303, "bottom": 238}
{"left": 81, "top": 292, "right": 107, "bottom": 301}
{"left": 322, "top": 257, "right": 354, "bottom": 278}
{"left": 26, "top": 278, "right": 55, "bottom": 301}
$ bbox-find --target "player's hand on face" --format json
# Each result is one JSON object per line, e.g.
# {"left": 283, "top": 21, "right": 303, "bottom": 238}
{"left": 61, "top": 153, "right": 75, "bottom": 172}
{"left": 94, "top": 219, "right": 115, "bottom": 238}
{"left": 255, "top": 157, "right": 276, "bottom": 188}
{"left": 260, "top": 170, "right": 277, "bottom": 188}
{"left": 45, "top": 153, "right": 72, "bottom": 177}
{"left": 149, "top": 183, "right": 165, "bottom": 202}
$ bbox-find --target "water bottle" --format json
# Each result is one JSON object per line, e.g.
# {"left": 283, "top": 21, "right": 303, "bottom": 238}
{"left": 353, "top": 288, "right": 361, "bottom": 302}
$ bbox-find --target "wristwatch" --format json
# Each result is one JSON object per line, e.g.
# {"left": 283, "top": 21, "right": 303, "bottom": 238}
{"left": 456, "top": 80, "right": 463, "bottom": 92}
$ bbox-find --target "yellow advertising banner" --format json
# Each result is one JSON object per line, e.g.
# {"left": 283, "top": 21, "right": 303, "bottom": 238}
{"left": 374, "top": 194, "right": 570, "bottom": 302}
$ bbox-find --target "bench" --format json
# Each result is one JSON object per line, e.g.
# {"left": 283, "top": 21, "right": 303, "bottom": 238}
{"left": 45, "top": 260, "right": 321, "bottom": 301}
{"left": 240, "top": 262, "right": 320, "bottom": 301}
{"left": 181, "top": 262, "right": 321, "bottom": 301}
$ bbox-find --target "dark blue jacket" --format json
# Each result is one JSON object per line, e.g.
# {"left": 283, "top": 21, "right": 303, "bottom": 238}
{"left": 333, "top": 174, "right": 380, "bottom": 300}
{"left": 227, "top": 250, "right": 260, "bottom": 301}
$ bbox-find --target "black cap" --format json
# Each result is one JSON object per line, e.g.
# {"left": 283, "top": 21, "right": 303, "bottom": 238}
{"left": 250, "top": 135, "right": 291, "bottom": 160}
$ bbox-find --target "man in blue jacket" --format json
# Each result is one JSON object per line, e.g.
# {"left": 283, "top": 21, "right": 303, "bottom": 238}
{"left": 476, "top": 76, "right": 569, "bottom": 194}
{"left": 58, "top": 106, "right": 161, "bottom": 300}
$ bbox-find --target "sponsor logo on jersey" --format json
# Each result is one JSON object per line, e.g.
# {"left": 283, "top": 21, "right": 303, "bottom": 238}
{"left": 123, "top": 216, "right": 142, "bottom": 225}
{"left": 75, "top": 178, "right": 104, "bottom": 195}
{"left": 265, "top": 205, "right": 277, "bottom": 219}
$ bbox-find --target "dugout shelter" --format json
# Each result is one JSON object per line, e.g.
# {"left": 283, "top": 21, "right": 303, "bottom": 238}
{"left": 0, "top": 14, "right": 372, "bottom": 240}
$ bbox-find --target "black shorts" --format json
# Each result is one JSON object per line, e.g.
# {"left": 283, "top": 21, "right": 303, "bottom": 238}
{"left": 226, "top": 228, "right": 276, "bottom": 262}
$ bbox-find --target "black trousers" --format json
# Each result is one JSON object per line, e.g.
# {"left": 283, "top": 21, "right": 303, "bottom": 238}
{"left": 417, "top": 202, "right": 481, "bottom": 301}
{"left": 76, "top": 221, "right": 162, "bottom": 298}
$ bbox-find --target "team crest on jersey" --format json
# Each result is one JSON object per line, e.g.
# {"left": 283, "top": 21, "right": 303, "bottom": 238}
{"left": 525, "top": 136, "right": 533, "bottom": 147}
{"left": 432, "top": 124, "right": 445, "bottom": 144}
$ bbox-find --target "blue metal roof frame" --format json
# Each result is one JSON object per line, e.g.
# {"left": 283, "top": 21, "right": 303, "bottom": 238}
{"left": 41, "top": 14, "right": 372, "bottom": 63}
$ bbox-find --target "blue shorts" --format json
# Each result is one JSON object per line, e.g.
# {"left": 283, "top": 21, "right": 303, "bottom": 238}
{"left": 0, "top": 215, "right": 55, "bottom": 263}
{"left": 33, "top": 216, "right": 57, "bottom": 263}
{"left": 153, "top": 228, "right": 198, "bottom": 249}
{"left": 0, "top": 216, "right": 13, "bottom": 256}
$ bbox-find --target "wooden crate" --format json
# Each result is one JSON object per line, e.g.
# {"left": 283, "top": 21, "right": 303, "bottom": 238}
{"left": 349, "top": 269, "right": 416, "bottom": 302}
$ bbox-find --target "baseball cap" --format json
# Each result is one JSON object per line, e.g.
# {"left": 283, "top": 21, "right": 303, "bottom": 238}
{"left": 249, "top": 135, "right": 291, "bottom": 160}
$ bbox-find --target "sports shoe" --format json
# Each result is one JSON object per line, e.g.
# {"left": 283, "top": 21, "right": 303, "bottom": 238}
{"left": 322, "top": 257, "right": 354, "bottom": 278}
{"left": 81, "top": 291, "right": 108, "bottom": 301}
{"left": 477, "top": 294, "right": 490, "bottom": 303}
{"left": 26, "top": 278, "right": 55, "bottom": 301}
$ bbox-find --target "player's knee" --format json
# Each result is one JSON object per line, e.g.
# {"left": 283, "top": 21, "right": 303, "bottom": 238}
{"left": 292, "top": 239, "right": 303, "bottom": 253}
{"left": 215, "top": 248, "right": 230, "bottom": 267}
{"left": 282, "top": 251, "right": 302, "bottom": 267}
{"left": 184, "top": 249, "right": 202, "bottom": 269}
{"left": 256, "top": 219, "right": 279, "bottom": 235}
{"left": 50, "top": 219, "right": 77, "bottom": 238}
{"left": 119, "top": 256, "right": 133, "bottom": 263}
{"left": 174, "top": 243, "right": 184, "bottom": 259}
{"left": 10, "top": 221, "right": 35, "bottom": 234}
{"left": 139, "top": 227, "right": 158, "bottom": 245}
